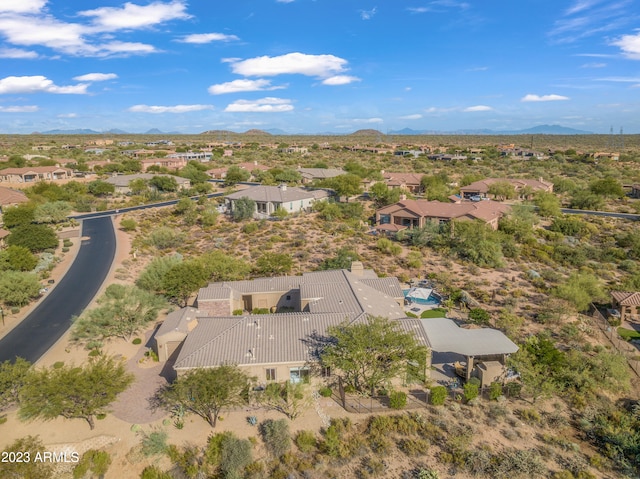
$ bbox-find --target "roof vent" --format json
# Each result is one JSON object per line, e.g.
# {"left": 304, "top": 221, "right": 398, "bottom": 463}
{"left": 350, "top": 261, "right": 364, "bottom": 276}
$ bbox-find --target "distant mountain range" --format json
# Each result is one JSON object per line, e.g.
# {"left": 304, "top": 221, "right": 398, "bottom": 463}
{"left": 32, "top": 124, "right": 594, "bottom": 136}
{"left": 387, "top": 124, "right": 593, "bottom": 135}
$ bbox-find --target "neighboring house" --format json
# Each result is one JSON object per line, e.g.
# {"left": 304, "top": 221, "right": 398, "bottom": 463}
{"left": 155, "top": 263, "right": 424, "bottom": 382}
{"left": 0, "top": 186, "right": 29, "bottom": 220}
{"left": 593, "top": 152, "right": 620, "bottom": 161}
{"left": 460, "top": 177, "right": 553, "bottom": 200}
{"left": 375, "top": 199, "right": 510, "bottom": 233}
{"left": 105, "top": 173, "right": 191, "bottom": 193}
{"left": 381, "top": 172, "right": 425, "bottom": 193}
{"left": 139, "top": 157, "right": 188, "bottom": 172}
{"left": 206, "top": 161, "right": 269, "bottom": 180}
{"left": 166, "top": 151, "right": 213, "bottom": 162}
{"left": 0, "top": 166, "right": 73, "bottom": 183}
{"left": 610, "top": 291, "right": 640, "bottom": 322}
{"left": 225, "top": 184, "right": 330, "bottom": 217}
{"left": 297, "top": 168, "right": 345, "bottom": 183}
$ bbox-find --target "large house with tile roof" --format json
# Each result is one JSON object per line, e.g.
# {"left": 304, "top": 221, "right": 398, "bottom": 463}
{"left": 155, "top": 263, "right": 425, "bottom": 382}
{"left": 0, "top": 166, "right": 73, "bottom": 183}
{"left": 375, "top": 199, "right": 510, "bottom": 234}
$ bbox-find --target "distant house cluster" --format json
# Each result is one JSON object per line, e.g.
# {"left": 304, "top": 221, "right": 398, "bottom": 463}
{"left": 0, "top": 166, "right": 73, "bottom": 183}
{"left": 460, "top": 177, "right": 553, "bottom": 199}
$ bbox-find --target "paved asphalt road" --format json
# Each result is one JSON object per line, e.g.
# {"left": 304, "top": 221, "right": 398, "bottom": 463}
{"left": 0, "top": 216, "right": 116, "bottom": 364}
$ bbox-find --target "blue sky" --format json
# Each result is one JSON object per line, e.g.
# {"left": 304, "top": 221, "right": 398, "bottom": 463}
{"left": 0, "top": 0, "right": 639, "bottom": 134}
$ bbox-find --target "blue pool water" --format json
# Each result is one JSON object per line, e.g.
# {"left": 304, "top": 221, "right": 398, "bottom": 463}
{"left": 402, "top": 289, "right": 441, "bottom": 306}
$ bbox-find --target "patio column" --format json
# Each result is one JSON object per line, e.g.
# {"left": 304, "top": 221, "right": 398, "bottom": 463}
{"left": 466, "top": 356, "right": 474, "bottom": 381}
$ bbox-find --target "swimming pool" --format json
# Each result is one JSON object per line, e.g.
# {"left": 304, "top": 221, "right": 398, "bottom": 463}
{"left": 403, "top": 289, "right": 441, "bottom": 306}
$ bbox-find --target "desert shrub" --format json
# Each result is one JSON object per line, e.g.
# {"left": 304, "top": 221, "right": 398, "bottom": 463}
{"left": 399, "top": 438, "right": 430, "bottom": 456}
{"left": 219, "top": 436, "right": 253, "bottom": 479}
{"left": 242, "top": 222, "right": 259, "bottom": 234}
{"left": 489, "top": 382, "right": 503, "bottom": 400}
{"left": 140, "top": 466, "right": 173, "bottom": 479}
{"left": 73, "top": 449, "right": 111, "bottom": 479}
{"left": 430, "top": 386, "right": 447, "bottom": 406}
{"left": 146, "top": 227, "right": 184, "bottom": 250}
{"left": 259, "top": 419, "right": 291, "bottom": 458}
{"left": 389, "top": 391, "right": 407, "bottom": 410}
{"left": 518, "top": 408, "right": 541, "bottom": 424}
{"left": 140, "top": 429, "right": 168, "bottom": 457}
{"left": 132, "top": 338, "right": 142, "bottom": 345}
{"left": 232, "top": 309, "right": 244, "bottom": 315}
{"left": 120, "top": 218, "right": 137, "bottom": 232}
{"left": 468, "top": 308, "right": 490, "bottom": 325}
{"left": 319, "top": 386, "right": 332, "bottom": 397}
{"left": 463, "top": 381, "right": 479, "bottom": 402}
{"left": 295, "top": 430, "right": 318, "bottom": 453}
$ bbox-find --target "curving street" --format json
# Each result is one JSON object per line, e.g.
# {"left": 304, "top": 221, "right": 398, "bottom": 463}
{"left": 0, "top": 217, "right": 116, "bottom": 364}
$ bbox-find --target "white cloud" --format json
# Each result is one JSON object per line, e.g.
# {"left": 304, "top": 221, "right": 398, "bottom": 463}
{"left": 276, "top": 0, "right": 295, "bottom": 3}
{"left": 352, "top": 117, "right": 383, "bottom": 123}
{"left": 0, "top": 76, "right": 89, "bottom": 94}
{"left": 407, "top": 7, "right": 430, "bottom": 14}
{"left": 225, "top": 97, "right": 293, "bottom": 112}
{"left": 178, "top": 32, "right": 239, "bottom": 44}
{"left": 581, "top": 62, "right": 606, "bottom": 68}
{"left": 208, "top": 79, "right": 284, "bottom": 95}
{"left": 360, "top": 7, "right": 377, "bottom": 20}
{"left": 58, "top": 113, "right": 78, "bottom": 118}
{"left": 0, "top": 105, "right": 39, "bottom": 112}
{"left": 0, "top": 14, "right": 89, "bottom": 54}
{"left": 0, "top": 0, "right": 46, "bottom": 14}
{"left": 128, "top": 104, "right": 214, "bottom": 113}
{"left": 99, "top": 41, "right": 156, "bottom": 56}
{"left": 611, "top": 32, "right": 640, "bottom": 59}
{"left": 322, "top": 75, "right": 360, "bottom": 86}
{"left": 78, "top": 1, "right": 191, "bottom": 31}
{"left": 565, "top": 0, "right": 602, "bottom": 15}
{"left": 230, "top": 52, "right": 348, "bottom": 78}
{"left": 464, "top": 105, "right": 492, "bottom": 111}
{"left": 0, "top": 48, "right": 38, "bottom": 59}
{"left": 73, "top": 73, "right": 118, "bottom": 82}
{"left": 596, "top": 76, "right": 640, "bottom": 82}
{"left": 399, "top": 114, "right": 423, "bottom": 120}
{"left": 521, "top": 94, "right": 570, "bottom": 102}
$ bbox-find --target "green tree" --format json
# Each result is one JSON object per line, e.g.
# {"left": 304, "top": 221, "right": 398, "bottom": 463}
{"left": 231, "top": 197, "right": 256, "bottom": 221}
{"left": 369, "top": 182, "right": 401, "bottom": 207}
{"left": 128, "top": 178, "right": 148, "bottom": 195}
{"left": 18, "top": 356, "right": 134, "bottom": 429}
{"left": 553, "top": 272, "right": 606, "bottom": 311}
{"left": 33, "top": 201, "right": 72, "bottom": 224}
{"left": 0, "top": 271, "right": 41, "bottom": 306}
{"left": 0, "top": 245, "right": 38, "bottom": 271}
{"left": 224, "top": 165, "right": 251, "bottom": 186}
{"left": 254, "top": 252, "right": 293, "bottom": 276}
{"left": 162, "top": 260, "right": 209, "bottom": 307}
{"left": 1, "top": 203, "right": 36, "bottom": 228}
{"left": 160, "top": 365, "right": 254, "bottom": 427}
{"left": 318, "top": 248, "right": 360, "bottom": 270}
{"left": 468, "top": 308, "right": 491, "bottom": 325}
{"left": 0, "top": 358, "right": 31, "bottom": 413}
{"left": 149, "top": 175, "right": 178, "bottom": 192}
{"left": 136, "top": 255, "right": 183, "bottom": 294}
{"left": 200, "top": 251, "right": 251, "bottom": 282}
{"left": 533, "top": 191, "right": 561, "bottom": 217}
{"left": 73, "top": 449, "right": 112, "bottom": 479}
{"left": 259, "top": 382, "right": 310, "bottom": 420}
{"left": 487, "top": 181, "right": 517, "bottom": 200}
{"left": 321, "top": 316, "right": 427, "bottom": 395}
{"left": 7, "top": 224, "right": 58, "bottom": 252}
{"left": 146, "top": 226, "right": 184, "bottom": 250}
{"left": 570, "top": 191, "right": 604, "bottom": 210}
{"left": 320, "top": 173, "right": 363, "bottom": 197}
{"left": 87, "top": 180, "right": 115, "bottom": 196}
{"left": 72, "top": 284, "right": 166, "bottom": 343}
{"left": 0, "top": 436, "right": 54, "bottom": 479}
{"left": 589, "top": 177, "right": 625, "bottom": 198}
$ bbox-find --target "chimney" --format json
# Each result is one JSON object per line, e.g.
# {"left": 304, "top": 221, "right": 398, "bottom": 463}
{"left": 279, "top": 183, "right": 287, "bottom": 191}
{"left": 350, "top": 261, "right": 364, "bottom": 276}
{"left": 399, "top": 194, "right": 407, "bottom": 201}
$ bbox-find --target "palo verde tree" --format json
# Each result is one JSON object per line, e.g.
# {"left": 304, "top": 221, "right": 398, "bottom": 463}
{"left": 258, "top": 381, "right": 310, "bottom": 420}
{"left": 160, "top": 364, "right": 254, "bottom": 428}
{"left": 162, "top": 260, "right": 209, "bottom": 307}
{"left": 231, "top": 196, "right": 256, "bottom": 221}
{"left": 320, "top": 315, "right": 427, "bottom": 396}
{"left": 0, "top": 358, "right": 31, "bottom": 413}
{"left": 72, "top": 284, "right": 166, "bottom": 343}
{"left": 18, "top": 356, "right": 133, "bottom": 430}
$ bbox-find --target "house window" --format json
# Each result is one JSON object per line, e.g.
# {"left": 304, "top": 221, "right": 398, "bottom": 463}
{"left": 379, "top": 214, "right": 391, "bottom": 225}
{"left": 286, "top": 295, "right": 291, "bottom": 301}
{"left": 265, "top": 368, "right": 276, "bottom": 381}
{"left": 321, "top": 366, "right": 331, "bottom": 378}
{"left": 289, "top": 367, "right": 310, "bottom": 384}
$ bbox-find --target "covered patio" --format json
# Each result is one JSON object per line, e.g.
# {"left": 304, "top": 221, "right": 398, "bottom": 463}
{"left": 420, "top": 317, "right": 519, "bottom": 385}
